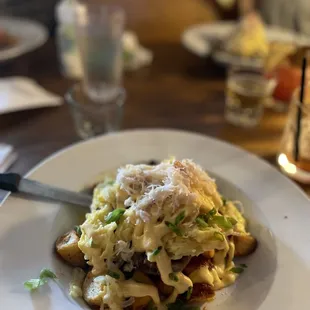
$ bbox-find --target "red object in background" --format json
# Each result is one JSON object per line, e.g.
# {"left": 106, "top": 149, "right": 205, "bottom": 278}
{"left": 268, "top": 64, "right": 301, "bottom": 103}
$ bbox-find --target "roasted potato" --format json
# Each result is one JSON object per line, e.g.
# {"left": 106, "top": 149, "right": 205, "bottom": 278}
{"left": 183, "top": 255, "right": 210, "bottom": 276}
{"left": 233, "top": 234, "right": 257, "bottom": 257}
{"left": 157, "top": 279, "right": 174, "bottom": 296}
{"left": 55, "top": 229, "right": 86, "bottom": 268}
{"left": 132, "top": 271, "right": 154, "bottom": 285}
{"left": 82, "top": 272, "right": 103, "bottom": 306}
{"left": 189, "top": 283, "right": 215, "bottom": 302}
{"left": 132, "top": 296, "right": 152, "bottom": 310}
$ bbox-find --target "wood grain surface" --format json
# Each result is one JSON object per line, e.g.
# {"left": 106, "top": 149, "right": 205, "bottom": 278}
{"left": 0, "top": 0, "right": 309, "bottom": 201}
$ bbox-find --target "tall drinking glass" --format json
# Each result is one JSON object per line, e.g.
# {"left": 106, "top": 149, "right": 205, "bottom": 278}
{"left": 75, "top": 1, "right": 125, "bottom": 102}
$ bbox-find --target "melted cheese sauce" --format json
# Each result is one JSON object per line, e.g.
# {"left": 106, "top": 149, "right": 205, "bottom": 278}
{"left": 77, "top": 159, "right": 251, "bottom": 309}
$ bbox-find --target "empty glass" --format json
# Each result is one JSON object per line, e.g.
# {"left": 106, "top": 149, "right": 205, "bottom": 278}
{"left": 75, "top": 1, "right": 125, "bottom": 102}
{"left": 66, "top": 83, "right": 125, "bottom": 139}
{"left": 277, "top": 85, "right": 310, "bottom": 183}
{"left": 225, "top": 67, "right": 275, "bottom": 127}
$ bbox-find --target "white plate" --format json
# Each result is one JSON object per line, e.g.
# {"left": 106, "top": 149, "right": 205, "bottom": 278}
{"left": 1, "top": 129, "right": 310, "bottom": 310}
{"left": 181, "top": 22, "right": 310, "bottom": 63}
{"left": 0, "top": 17, "right": 48, "bottom": 61}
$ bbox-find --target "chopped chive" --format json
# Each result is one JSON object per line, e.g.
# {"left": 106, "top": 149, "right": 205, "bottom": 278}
{"left": 74, "top": 225, "right": 82, "bottom": 237}
{"left": 107, "top": 270, "right": 120, "bottom": 279}
{"left": 221, "top": 196, "right": 227, "bottom": 206}
{"left": 90, "top": 238, "right": 100, "bottom": 248}
{"left": 105, "top": 209, "right": 125, "bottom": 224}
{"left": 230, "top": 267, "right": 244, "bottom": 274}
{"left": 213, "top": 231, "right": 224, "bottom": 242}
{"left": 210, "top": 216, "right": 233, "bottom": 230}
{"left": 227, "top": 217, "right": 238, "bottom": 225}
{"left": 165, "top": 221, "right": 183, "bottom": 236}
{"left": 24, "top": 279, "right": 46, "bottom": 291}
{"left": 186, "top": 286, "right": 193, "bottom": 300}
{"left": 208, "top": 208, "right": 217, "bottom": 217}
{"left": 195, "top": 216, "right": 209, "bottom": 229}
{"left": 152, "top": 246, "right": 162, "bottom": 256}
{"left": 147, "top": 300, "right": 157, "bottom": 310}
{"left": 240, "top": 264, "right": 248, "bottom": 268}
{"left": 39, "top": 269, "right": 57, "bottom": 279}
{"left": 174, "top": 211, "right": 185, "bottom": 226}
{"left": 24, "top": 268, "right": 57, "bottom": 292}
{"left": 169, "top": 273, "right": 179, "bottom": 282}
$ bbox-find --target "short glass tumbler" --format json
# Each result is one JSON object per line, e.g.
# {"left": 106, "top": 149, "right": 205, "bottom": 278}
{"left": 66, "top": 83, "right": 125, "bottom": 139}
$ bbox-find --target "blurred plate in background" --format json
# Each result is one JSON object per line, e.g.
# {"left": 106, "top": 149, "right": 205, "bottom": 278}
{"left": 182, "top": 22, "right": 310, "bottom": 65}
{"left": 0, "top": 17, "right": 48, "bottom": 62}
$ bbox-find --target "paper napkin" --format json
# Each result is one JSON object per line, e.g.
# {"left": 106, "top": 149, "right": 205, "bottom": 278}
{"left": 0, "top": 77, "right": 62, "bottom": 115}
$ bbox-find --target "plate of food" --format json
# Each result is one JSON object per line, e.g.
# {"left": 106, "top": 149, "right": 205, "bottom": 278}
{"left": 0, "top": 129, "right": 310, "bottom": 310}
{"left": 0, "top": 17, "right": 48, "bottom": 61}
{"left": 182, "top": 12, "right": 310, "bottom": 68}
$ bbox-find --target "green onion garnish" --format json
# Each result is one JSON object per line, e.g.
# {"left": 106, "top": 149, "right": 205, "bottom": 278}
{"left": 24, "top": 268, "right": 57, "bottom": 292}
{"left": 227, "top": 217, "right": 237, "bottom": 225}
{"left": 167, "top": 299, "right": 199, "bottom": 310}
{"left": 89, "top": 237, "right": 99, "bottom": 248}
{"left": 152, "top": 246, "right": 162, "bottom": 256}
{"left": 107, "top": 270, "right": 120, "bottom": 279}
{"left": 186, "top": 286, "right": 193, "bottom": 300}
{"left": 210, "top": 216, "right": 233, "bottom": 229}
{"left": 195, "top": 216, "right": 209, "bottom": 229}
{"left": 169, "top": 273, "right": 179, "bottom": 282}
{"left": 208, "top": 208, "right": 217, "bottom": 217}
{"left": 221, "top": 196, "right": 227, "bottom": 206}
{"left": 213, "top": 231, "right": 224, "bottom": 241}
{"left": 105, "top": 209, "right": 125, "bottom": 224}
{"left": 165, "top": 221, "right": 183, "bottom": 236}
{"left": 39, "top": 269, "right": 57, "bottom": 279}
{"left": 240, "top": 263, "right": 248, "bottom": 268}
{"left": 174, "top": 211, "right": 186, "bottom": 226}
{"left": 230, "top": 267, "right": 245, "bottom": 274}
{"left": 147, "top": 300, "right": 157, "bottom": 310}
{"left": 74, "top": 225, "right": 82, "bottom": 237}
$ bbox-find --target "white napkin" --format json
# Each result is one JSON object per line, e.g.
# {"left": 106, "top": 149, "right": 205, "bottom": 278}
{"left": 0, "top": 77, "right": 62, "bottom": 115}
{"left": 123, "top": 31, "right": 153, "bottom": 71}
{"left": 0, "top": 144, "right": 17, "bottom": 172}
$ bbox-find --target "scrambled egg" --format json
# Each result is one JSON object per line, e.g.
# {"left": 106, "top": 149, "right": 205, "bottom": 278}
{"left": 77, "top": 159, "right": 250, "bottom": 310}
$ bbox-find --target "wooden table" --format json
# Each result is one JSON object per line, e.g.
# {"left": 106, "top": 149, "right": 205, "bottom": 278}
{"left": 0, "top": 0, "right": 309, "bottom": 201}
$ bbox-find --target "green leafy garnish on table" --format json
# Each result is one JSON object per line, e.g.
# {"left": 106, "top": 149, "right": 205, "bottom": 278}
{"left": 105, "top": 209, "right": 125, "bottom": 224}
{"left": 24, "top": 268, "right": 57, "bottom": 292}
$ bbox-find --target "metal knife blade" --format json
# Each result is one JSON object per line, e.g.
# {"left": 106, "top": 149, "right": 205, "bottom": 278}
{"left": 0, "top": 173, "right": 92, "bottom": 208}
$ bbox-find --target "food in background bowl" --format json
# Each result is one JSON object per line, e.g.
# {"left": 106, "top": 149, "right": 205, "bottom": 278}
{"left": 0, "top": 28, "right": 16, "bottom": 50}
{"left": 222, "top": 12, "right": 269, "bottom": 59}
{"left": 55, "top": 158, "right": 257, "bottom": 310}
